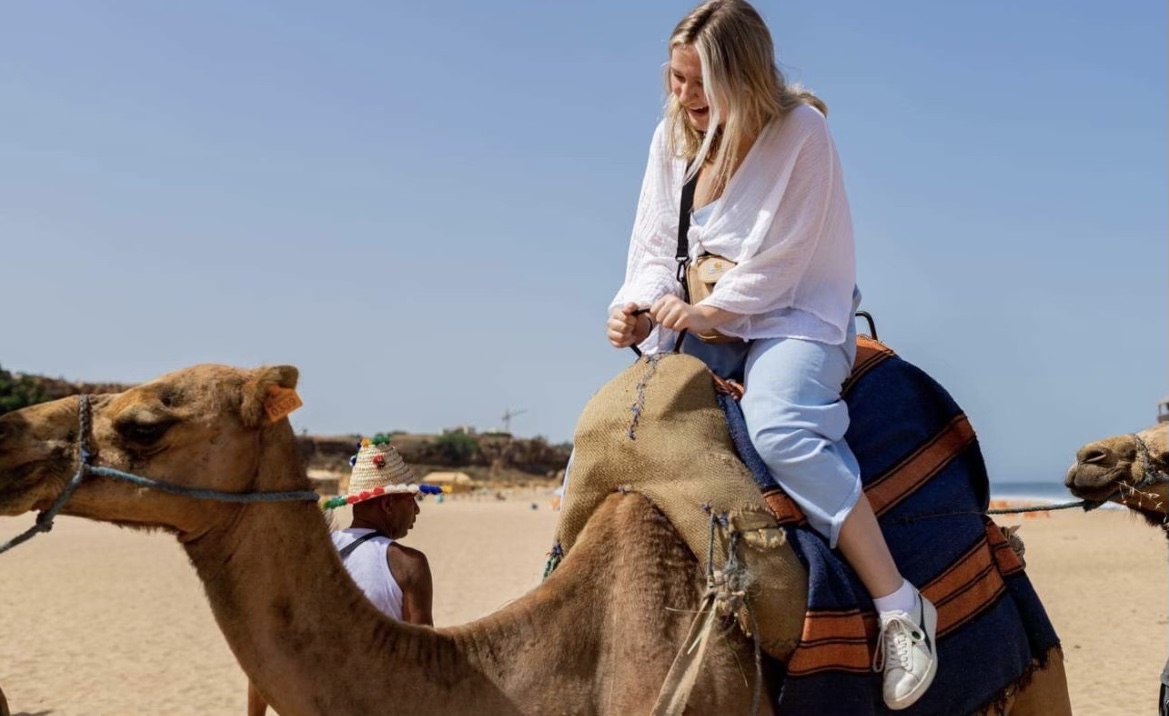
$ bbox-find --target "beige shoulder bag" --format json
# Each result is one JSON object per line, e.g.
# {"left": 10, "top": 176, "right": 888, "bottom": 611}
{"left": 677, "top": 170, "right": 742, "bottom": 344}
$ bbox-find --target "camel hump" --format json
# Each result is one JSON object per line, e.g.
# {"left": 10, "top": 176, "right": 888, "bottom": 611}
{"left": 844, "top": 335, "right": 896, "bottom": 394}
{"left": 555, "top": 354, "right": 808, "bottom": 660}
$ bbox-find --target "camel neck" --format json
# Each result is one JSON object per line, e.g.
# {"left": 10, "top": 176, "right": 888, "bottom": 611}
{"left": 171, "top": 428, "right": 745, "bottom": 715}
{"left": 179, "top": 428, "right": 516, "bottom": 716}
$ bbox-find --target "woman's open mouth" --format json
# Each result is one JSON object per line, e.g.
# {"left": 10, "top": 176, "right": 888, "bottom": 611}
{"left": 686, "top": 106, "right": 709, "bottom": 120}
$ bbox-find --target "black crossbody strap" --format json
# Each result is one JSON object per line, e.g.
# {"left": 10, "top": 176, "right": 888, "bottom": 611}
{"left": 671, "top": 167, "right": 701, "bottom": 353}
{"left": 338, "top": 530, "right": 381, "bottom": 560}
{"left": 675, "top": 169, "right": 700, "bottom": 302}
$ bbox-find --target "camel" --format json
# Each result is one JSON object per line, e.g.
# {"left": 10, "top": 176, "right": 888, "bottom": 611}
{"left": 1065, "top": 423, "right": 1168, "bottom": 528}
{"left": 0, "top": 685, "right": 8, "bottom": 716}
{"left": 0, "top": 363, "right": 1070, "bottom": 715}
{"left": 1067, "top": 424, "right": 1169, "bottom": 714}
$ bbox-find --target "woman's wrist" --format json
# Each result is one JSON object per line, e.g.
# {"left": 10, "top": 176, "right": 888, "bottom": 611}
{"left": 635, "top": 313, "right": 654, "bottom": 342}
{"left": 694, "top": 304, "right": 737, "bottom": 328}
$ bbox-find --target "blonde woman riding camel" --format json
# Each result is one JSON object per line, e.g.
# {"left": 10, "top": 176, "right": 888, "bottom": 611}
{"left": 606, "top": 1, "right": 937, "bottom": 708}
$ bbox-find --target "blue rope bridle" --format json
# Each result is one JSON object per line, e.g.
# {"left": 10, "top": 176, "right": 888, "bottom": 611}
{"left": 0, "top": 395, "right": 320, "bottom": 556}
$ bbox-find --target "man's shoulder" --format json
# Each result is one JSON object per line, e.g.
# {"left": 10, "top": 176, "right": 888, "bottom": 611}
{"left": 387, "top": 541, "right": 428, "bottom": 564}
{"left": 386, "top": 542, "right": 432, "bottom": 586}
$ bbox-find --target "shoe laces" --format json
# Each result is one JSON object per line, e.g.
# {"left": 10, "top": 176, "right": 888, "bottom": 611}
{"left": 872, "top": 613, "right": 919, "bottom": 673}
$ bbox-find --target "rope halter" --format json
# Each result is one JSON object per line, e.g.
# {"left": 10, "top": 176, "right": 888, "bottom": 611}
{"left": 0, "top": 395, "right": 320, "bottom": 556}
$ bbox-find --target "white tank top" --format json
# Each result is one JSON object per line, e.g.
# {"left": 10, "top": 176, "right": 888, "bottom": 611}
{"left": 330, "top": 528, "right": 404, "bottom": 621}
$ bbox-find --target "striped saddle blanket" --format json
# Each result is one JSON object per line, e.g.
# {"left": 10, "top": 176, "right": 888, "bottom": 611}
{"left": 721, "top": 336, "right": 1061, "bottom": 716}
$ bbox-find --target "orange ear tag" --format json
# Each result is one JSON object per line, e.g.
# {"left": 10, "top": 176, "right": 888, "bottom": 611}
{"left": 264, "top": 386, "right": 304, "bottom": 423}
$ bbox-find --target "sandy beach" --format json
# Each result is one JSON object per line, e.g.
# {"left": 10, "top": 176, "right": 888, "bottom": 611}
{"left": 0, "top": 499, "right": 1164, "bottom": 715}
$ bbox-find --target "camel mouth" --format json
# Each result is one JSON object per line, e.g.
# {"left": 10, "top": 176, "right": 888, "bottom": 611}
{"left": 1065, "top": 465, "right": 1129, "bottom": 502}
{"left": 0, "top": 443, "right": 77, "bottom": 515}
{"left": 1068, "top": 483, "right": 1121, "bottom": 504}
{"left": 0, "top": 463, "right": 54, "bottom": 516}
{"left": 1067, "top": 464, "right": 1168, "bottom": 525}
{"left": 0, "top": 490, "right": 52, "bottom": 518}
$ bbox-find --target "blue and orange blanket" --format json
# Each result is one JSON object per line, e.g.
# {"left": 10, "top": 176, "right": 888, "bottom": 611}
{"left": 720, "top": 337, "right": 1061, "bottom": 716}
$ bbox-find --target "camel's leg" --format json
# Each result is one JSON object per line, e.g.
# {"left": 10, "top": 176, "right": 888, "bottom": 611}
{"left": 0, "top": 684, "right": 9, "bottom": 716}
{"left": 997, "top": 648, "right": 1073, "bottom": 716}
{"left": 247, "top": 680, "right": 269, "bottom": 716}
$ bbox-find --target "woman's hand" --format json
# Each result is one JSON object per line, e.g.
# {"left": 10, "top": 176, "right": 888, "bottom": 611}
{"left": 607, "top": 303, "right": 652, "bottom": 349}
{"left": 649, "top": 295, "right": 734, "bottom": 335}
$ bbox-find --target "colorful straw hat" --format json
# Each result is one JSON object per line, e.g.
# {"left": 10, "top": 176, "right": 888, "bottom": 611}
{"left": 320, "top": 435, "right": 443, "bottom": 510}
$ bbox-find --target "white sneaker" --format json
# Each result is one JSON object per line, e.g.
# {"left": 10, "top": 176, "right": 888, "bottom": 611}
{"left": 873, "top": 593, "right": 938, "bottom": 710}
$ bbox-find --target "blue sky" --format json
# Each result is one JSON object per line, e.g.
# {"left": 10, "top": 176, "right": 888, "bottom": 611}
{"left": 2, "top": 1, "right": 1165, "bottom": 483}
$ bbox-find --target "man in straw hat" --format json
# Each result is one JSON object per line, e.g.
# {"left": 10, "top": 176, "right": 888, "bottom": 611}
{"left": 247, "top": 436, "right": 438, "bottom": 716}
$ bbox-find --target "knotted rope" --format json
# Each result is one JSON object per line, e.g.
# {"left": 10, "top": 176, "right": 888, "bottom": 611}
{"left": 1132, "top": 432, "right": 1169, "bottom": 492}
{"left": 652, "top": 511, "right": 765, "bottom": 716}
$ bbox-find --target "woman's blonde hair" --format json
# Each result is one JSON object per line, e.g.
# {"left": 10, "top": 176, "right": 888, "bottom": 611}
{"left": 665, "top": 0, "right": 826, "bottom": 191}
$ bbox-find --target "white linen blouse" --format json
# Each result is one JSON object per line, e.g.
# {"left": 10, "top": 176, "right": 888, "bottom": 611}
{"left": 610, "top": 104, "right": 857, "bottom": 354}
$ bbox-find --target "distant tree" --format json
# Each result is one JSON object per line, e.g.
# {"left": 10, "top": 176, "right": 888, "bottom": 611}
{"left": 0, "top": 364, "right": 50, "bottom": 416}
{"left": 435, "top": 432, "right": 478, "bottom": 464}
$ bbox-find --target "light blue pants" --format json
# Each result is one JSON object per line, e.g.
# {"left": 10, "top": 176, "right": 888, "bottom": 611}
{"left": 682, "top": 310, "right": 862, "bottom": 548}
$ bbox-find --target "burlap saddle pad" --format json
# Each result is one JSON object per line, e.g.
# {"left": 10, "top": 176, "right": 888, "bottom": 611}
{"left": 551, "top": 353, "right": 807, "bottom": 660}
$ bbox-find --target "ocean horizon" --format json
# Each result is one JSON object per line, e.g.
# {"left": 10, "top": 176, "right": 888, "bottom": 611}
{"left": 988, "top": 480, "right": 1078, "bottom": 503}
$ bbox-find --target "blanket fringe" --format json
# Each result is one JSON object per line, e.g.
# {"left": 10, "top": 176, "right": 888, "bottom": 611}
{"left": 972, "top": 646, "right": 1060, "bottom": 716}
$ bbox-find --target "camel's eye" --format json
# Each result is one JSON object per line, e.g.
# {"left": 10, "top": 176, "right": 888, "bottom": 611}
{"left": 118, "top": 420, "right": 175, "bottom": 446}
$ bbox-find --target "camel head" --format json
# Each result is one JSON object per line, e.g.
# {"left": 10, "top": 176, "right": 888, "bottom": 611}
{"left": 1065, "top": 423, "right": 1169, "bottom": 528}
{"left": 0, "top": 364, "right": 304, "bottom": 538}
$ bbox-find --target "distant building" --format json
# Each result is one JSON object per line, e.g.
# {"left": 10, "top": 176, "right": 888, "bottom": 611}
{"left": 423, "top": 471, "right": 475, "bottom": 493}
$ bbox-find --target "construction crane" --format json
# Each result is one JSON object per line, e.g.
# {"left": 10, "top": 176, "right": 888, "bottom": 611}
{"left": 501, "top": 408, "right": 527, "bottom": 433}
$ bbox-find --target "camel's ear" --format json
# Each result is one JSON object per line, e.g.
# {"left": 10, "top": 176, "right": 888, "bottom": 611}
{"left": 241, "top": 365, "right": 302, "bottom": 427}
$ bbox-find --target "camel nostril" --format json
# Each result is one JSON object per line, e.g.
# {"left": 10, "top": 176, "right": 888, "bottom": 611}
{"left": 1077, "top": 447, "right": 1112, "bottom": 465}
